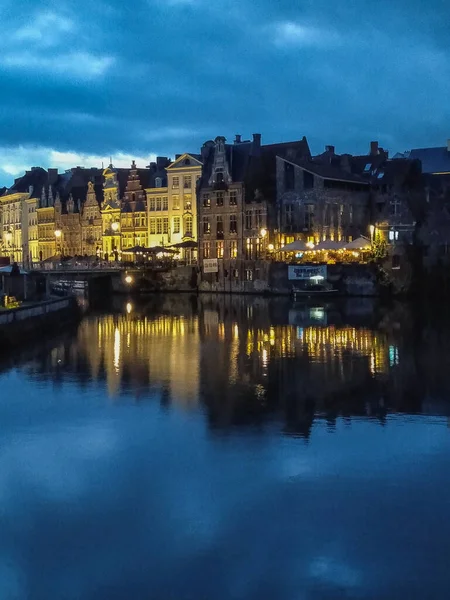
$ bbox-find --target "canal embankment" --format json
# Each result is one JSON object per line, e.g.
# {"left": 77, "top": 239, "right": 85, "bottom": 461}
{"left": 0, "top": 296, "right": 81, "bottom": 353}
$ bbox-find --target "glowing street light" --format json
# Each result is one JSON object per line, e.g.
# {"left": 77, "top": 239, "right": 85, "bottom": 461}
{"left": 268, "top": 243, "right": 274, "bottom": 251}
{"left": 54, "top": 229, "right": 62, "bottom": 238}
{"left": 111, "top": 221, "right": 119, "bottom": 232}
{"left": 125, "top": 275, "right": 133, "bottom": 284}
{"left": 260, "top": 228, "right": 267, "bottom": 238}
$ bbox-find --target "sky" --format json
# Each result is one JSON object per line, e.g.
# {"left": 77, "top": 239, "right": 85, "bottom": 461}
{"left": 0, "top": 0, "right": 449, "bottom": 186}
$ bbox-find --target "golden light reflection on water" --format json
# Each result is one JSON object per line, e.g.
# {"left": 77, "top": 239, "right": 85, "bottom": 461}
{"left": 45, "top": 299, "right": 398, "bottom": 415}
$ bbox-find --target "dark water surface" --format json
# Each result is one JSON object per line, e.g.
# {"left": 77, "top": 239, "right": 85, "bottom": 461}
{"left": 1, "top": 294, "right": 450, "bottom": 600}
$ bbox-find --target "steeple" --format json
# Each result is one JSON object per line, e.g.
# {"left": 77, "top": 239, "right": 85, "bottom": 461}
{"left": 208, "top": 136, "right": 232, "bottom": 187}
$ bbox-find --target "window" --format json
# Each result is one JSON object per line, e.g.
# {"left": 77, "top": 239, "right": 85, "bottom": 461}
{"left": 184, "top": 194, "right": 192, "bottom": 210}
{"left": 156, "top": 218, "right": 163, "bottom": 234}
{"left": 216, "top": 241, "right": 224, "bottom": 258}
{"left": 304, "top": 204, "right": 314, "bottom": 229}
{"left": 284, "top": 162, "right": 295, "bottom": 190}
{"left": 230, "top": 240, "right": 237, "bottom": 258}
{"left": 245, "top": 237, "right": 252, "bottom": 259}
{"left": 163, "top": 217, "right": 169, "bottom": 234}
{"left": 162, "top": 197, "right": 168, "bottom": 211}
{"left": 245, "top": 210, "right": 252, "bottom": 229}
{"left": 254, "top": 209, "right": 262, "bottom": 228}
{"left": 388, "top": 229, "right": 399, "bottom": 242}
{"left": 149, "top": 198, "right": 156, "bottom": 211}
{"left": 216, "top": 192, "right": 224, "bottom": 206}
{"left": 285, "top": 203, "right": 293, "bottom": 226}
{"left": 202, "top": 217, "right": 210, "bottom": 234}
{"left": 229, "top": 214, "right": 237, "bottom": 234}
{"left": 156, "top": 197, "right": 162, "bottom": 211}
{"left": 184, "top": 176, "right": 192, "bottom": 189}
{"left": 141, "top": 216, "right": 146, "bottom": 227}
{"left": 184, "top": 215, "right": 193, "bottom": 237}
{"left": 230, "top": 190, "right": 238, "bottom": 206}
{"left": 173, "top": 216, "right": 180, "bottom": 234}
{"left": 172, "top": 195, "right": 180, "bottom": 210}
{"left": 245, "top": 269, "right": 253, "bottom": 281}
{"left": 172, "top": 176, "right": 179, "bottom": 188}
{"left": 155, "top": 177, "right": 162, "bottom": 188}
{"left": 303, "top": 170, "right": 314, "bottom": 189}
{"left": 203, "top": 242, "right": 210, "bottom": 259}
{"left": 216, "top": 215, "right": 224, "bottom": 238}
{"left": 203, "top": 193, "right": 210, "bottom": 208}
{"left": 391, "top": 197, "right": 401, "bottom": 216}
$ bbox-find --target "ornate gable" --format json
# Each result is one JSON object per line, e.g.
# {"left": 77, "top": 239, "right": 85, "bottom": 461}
{"left": 166, "top": 153, "right": 202, "bottom": 170}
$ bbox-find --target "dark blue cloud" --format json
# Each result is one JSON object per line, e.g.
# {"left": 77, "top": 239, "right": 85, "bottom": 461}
{"left": 0, "top": 0, "right": 450, "bottom": 183}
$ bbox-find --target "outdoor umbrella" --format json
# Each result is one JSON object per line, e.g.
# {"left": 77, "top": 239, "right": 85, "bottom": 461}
{"left": 279, "top": 240, "right": 309, "bottom": 252}
{"left": 123, "top": 245, "right": 147, "bottom": 254}
{"left": 314, "top": 240, "right": 346, "bottom": 251}
{"left": 169, "top": 240, "right": 198, "bottom": 249}
{"left": 345, "top": 236, "right": 371, "bottom": 250}
{"left": 146, "top": 246, "right": 178, "bottom": 254}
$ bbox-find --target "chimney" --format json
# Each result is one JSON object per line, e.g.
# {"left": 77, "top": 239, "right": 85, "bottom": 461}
{"left": 234, "top": 134, "right": 242, "bottom": 144}
{"left": 370, "top": 141, "right": 379, "bottom": 156}
{"left": 325, "top": 145, "right": 335, "bottom": 154}
{"left": 156, "top": 156, "right": 169, "bottom": 169}
{"left": 48, "top": 168, "right": 58, "bottom": 185}
{"left": 252, "top": 133, "right": 261, "bottom": 155}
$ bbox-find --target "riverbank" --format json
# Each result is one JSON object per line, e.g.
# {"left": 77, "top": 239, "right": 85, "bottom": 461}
{"left": 0, "top": 296, "right": 81, "bottom": 353}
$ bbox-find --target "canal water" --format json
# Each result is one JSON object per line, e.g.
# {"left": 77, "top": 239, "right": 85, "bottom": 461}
{"left": 1, "top": 295, "right": 450, "bottom": 600}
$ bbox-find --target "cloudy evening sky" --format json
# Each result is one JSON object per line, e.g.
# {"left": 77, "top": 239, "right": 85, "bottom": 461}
{"left": 0, "top": 0, "right": 449, "bottom": 185}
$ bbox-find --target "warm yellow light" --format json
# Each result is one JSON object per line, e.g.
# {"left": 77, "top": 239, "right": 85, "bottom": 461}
{"left": 126, "top": 302, "right": 132, "bottom": 314}
{"left": 260, "top": 228, "right": 267, "bottom": 238}
{"left": 125, "top": 275, "right": 133, "bottom": 284}
{"left": 306, "top": 241, "right": 315, "bottom": 249}
{"left": 54, "top": 229, "right": 62, "bottom": 238}
{"left": 111, "top": 221, "right": 119, "bottom": 232}
{"left": 268, "top": 243, "right": 274, "bottom": 251}
{"left": 5, "top": 231, "right": 12, "bottom": 243}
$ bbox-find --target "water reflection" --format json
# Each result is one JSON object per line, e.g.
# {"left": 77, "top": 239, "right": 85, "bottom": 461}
{"left": 18, "top": 294, "right": 450, "bottom": 435}
{"left": 3, "top": 296, "right": 450, "bottom": 599}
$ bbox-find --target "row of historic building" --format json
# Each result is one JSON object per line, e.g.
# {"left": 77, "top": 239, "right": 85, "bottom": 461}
{"left": 1, "top": 133, "right": 450, "bottom": 267}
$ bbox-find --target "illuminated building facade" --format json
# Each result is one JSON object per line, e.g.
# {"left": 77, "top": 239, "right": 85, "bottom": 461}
{"left": 81, "top": 181, "right": 103, "bottom": 256}
{"left": 145, "top": 153, "right": 201, "bottom": 254}
{"left": 121, "top": 161, "right": 148, "bottom": 254}
{"left": 197, "top": 134, "right": 311, "bottom": 282}
{"left": 101, "top": 164, "right": 122, "bottom": 259}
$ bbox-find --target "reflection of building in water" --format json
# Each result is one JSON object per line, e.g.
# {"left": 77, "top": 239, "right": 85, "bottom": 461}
{"left": 67, "top": 310, "right": 200, "bottom": 406}
{"left": 198, "top": 296, "right": 393, "bottom": 435}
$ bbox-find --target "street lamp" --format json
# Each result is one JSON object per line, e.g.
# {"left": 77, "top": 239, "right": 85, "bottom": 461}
{"left": 260, "top": 228, "right": 267, "bottom": 238}
{"left": 369, "top": 224, "right": 375, "bottom": 242}
{"left": 54, "top": 229, "right": 62, "bottom": 260}
{"left": 111, "top": 221, "right": 119, "bottom": 232}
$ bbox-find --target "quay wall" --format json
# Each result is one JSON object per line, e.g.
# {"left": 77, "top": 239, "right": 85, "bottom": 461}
{"left": 0, "top": 297, "right": 81, "bottom": 352}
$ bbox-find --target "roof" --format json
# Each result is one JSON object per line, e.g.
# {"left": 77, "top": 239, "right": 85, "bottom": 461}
{"left": 286, "top": 158, "right": 368, "bottom": 184}
{"left": 2, "top": 167, "right": 49, "bottom": 198}
{"left": 408, "top": 147, "right": 450, "bottom": 174}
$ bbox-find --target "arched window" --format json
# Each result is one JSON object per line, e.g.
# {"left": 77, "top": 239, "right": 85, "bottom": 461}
{"left": 155, "top": 177, "right": 162, "bottom": 188}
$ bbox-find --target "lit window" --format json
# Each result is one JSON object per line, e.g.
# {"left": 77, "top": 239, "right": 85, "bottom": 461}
{"left": 203, "top": 217, "right": 210, "bottom": 234}
{"left": 149, "top": 198, "right": 156, "bottom": 211}
{"left": 172, "top": 195, "right": 180, "bottom": 210}
{"left": 183, "top": 176, "right": 192, "bottom": 189}
{"left": 203, "top": 241, "right": 210, "bottom": 258}
{"left": 203, "top": 193, "right": 210, "bottom": 208}
{"left": 184, "top": 215, "right": 193, "bottom": 237}
{"left": 156, "top": 197, "right": 162, "bottom": 211}
{"left": 184, "top": 194, "right": 192, "bottom": 211}
{"left": 162, "top": 197, "right": 168, "bottom": 211}
{"left": 156, "top": 218, "right": 162, "bottom": 234}
{"left": 163, "top": 217, "right": 169, "bottom": 234}
{"left": 172, "top": 177, "right": 179, "bottom": 189}
{"left": 216, "top": 241, "right": 224, "bottom": 258}
{"left": 230, "top": 240, "right": 238, "bottom": 258}
{"left": 173, "top": 216, "right": 180, "bottom": 234}
{"left": 245, "top": 269, "right": 253, "bottom": 281}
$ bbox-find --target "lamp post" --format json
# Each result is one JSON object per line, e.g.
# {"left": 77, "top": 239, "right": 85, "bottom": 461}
{"left": 54, "top": 228, "right": 62, "bottom": 260}
{"left": 111, "top": 220, "right": 120, "bottom": 261}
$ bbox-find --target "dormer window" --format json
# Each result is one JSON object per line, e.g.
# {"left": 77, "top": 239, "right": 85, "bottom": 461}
{"left": 155, "top": 177, "right": 162, "bottom": 188}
